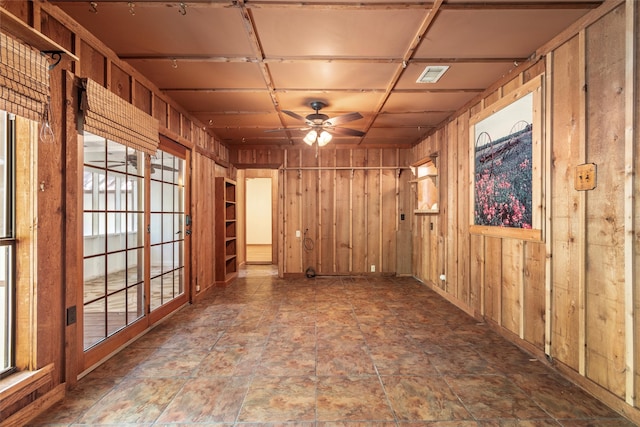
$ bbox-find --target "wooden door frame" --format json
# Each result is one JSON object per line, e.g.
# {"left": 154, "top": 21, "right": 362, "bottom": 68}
{"left": 239, "top": 168, "right": 280, "bottom": 268}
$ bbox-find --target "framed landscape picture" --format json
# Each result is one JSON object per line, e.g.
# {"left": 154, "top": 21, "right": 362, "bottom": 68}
{"left": 469, "top": 77, "right": 543, "bottom": 241}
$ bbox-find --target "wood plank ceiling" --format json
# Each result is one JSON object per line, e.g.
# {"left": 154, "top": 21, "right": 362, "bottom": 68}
{"left": 51, "top": 0, "right": 603, "bottom": 148}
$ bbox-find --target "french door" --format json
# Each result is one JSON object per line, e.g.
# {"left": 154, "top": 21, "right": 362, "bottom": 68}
{"left": 81, "top": 133, "right": 188, "bottom": 370}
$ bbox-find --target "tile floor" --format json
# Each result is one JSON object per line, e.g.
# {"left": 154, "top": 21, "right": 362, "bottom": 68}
{"left": 29, "top": 265, "right": 635, "bottom": 426}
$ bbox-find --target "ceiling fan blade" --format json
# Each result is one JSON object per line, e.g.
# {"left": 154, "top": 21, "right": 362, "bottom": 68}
{"left": 91, "top": 159, "right": 127, "bottom": 165}
{"left": 282, "top": 110, "right": 309, "bottom": 123}
{"left": 329, "top": 127, "right": 366, "bottom": 137}
{"left": 264, "top": 126, "right": 311, "bottom": 133}
{"left": 324, "top": 112, "right": 363, "bottom": 126}
{"left": 152, "top": 163, "right": 179, "bottom": 172}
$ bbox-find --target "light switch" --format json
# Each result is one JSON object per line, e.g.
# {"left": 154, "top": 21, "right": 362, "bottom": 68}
{"left": 574, "top": 163, "right": 597, "bottom": 191}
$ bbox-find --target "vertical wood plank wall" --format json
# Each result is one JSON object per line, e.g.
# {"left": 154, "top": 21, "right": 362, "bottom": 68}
{"left": 412, "top": 2, "right": 639, "bottom": 420}
{"left": 633, "top": 0, "right": 640, "bottom": 408}
{"left": 275, "top": 147, "right": 410, "bottom": 276}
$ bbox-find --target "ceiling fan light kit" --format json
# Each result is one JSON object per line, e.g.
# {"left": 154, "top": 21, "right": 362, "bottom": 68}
{"left": 303, "top": 130, "right": 317, "bottom": 146}
{"left": 270, "top": 101, "right": 364, "bottom": 147}
{"left": 317, "top": 131, "right": 332, "bottom": 147}
{"left": 303, "top": 129, "right": 332, "bottom": 146}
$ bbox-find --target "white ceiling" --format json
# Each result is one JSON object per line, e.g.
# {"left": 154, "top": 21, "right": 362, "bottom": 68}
{"left": 51, "top": 0, "right": 602, "bottom": 148}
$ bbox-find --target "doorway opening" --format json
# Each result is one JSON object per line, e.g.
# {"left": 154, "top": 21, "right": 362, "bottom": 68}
{"left": 245, "top": 176, "right": 273, "bottom": 264}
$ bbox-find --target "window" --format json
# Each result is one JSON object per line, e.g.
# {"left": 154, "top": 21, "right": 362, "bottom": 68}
{"left": 0, "top": 110, "right": 16, "bottom": 377}
{"left": 83, "top": 133, "right": 145, "bottom": 350}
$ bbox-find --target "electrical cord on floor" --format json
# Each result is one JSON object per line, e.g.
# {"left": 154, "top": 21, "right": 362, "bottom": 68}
{"left": 303, "top": 228, "right": 314, "bottom": 252}
{"left": 303, "top": 229, "right": 316, "bottom": 278}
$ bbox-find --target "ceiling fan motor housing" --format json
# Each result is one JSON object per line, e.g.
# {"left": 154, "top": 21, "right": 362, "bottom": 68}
{"left": 307, "top": 101, "right": 329, "bottom": 124}
{"left": 306, "top": 113, "right": 329, "bottom": 124}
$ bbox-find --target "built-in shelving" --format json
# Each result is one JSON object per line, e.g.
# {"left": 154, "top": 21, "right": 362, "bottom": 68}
{"left": 413, "top": 157, "right": 439, "bottom": 214}
{"left": 215, "top": 177, "right": 237, "bottom": 286}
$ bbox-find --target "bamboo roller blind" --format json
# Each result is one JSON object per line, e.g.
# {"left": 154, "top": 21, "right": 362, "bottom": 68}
{"left": 80, "top": 78, "right": 159, "bottom": 155}
{"left": 0, "top": 32, "right": 50, "bottom": 122}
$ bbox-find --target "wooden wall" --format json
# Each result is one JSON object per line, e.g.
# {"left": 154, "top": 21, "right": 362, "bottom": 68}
{"left": 191, "top": 153, "right": 229, "bottom": 298}
{"left": 0, "top": 1, "right": 232, "bottom": 423}
{"left": 232, "top": 146, "right": 412, "bottom": 276}
{"left": 412, "top": 2, "right": 640, "bottom": 421}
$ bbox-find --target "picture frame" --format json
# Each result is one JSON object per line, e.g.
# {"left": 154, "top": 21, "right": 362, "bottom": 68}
{"left": 469, "top": 77, "right": 543, "bottom": 241}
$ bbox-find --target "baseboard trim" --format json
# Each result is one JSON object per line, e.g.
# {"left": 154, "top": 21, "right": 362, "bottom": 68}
{"left": 1, "top": 383, "right": 65, "bottom": 427}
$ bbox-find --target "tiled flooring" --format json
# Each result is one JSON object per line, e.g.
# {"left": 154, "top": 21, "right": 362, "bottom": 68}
{"left": 30, "top": 265, "right": 634, "bottom": 426}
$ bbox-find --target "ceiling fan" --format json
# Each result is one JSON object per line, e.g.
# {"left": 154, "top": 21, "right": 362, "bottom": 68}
{"left": 269, "top": 101, "right": 365, "bottom": 146}
{"left": 99, "top": 153, "right": 179, "bottom": 174}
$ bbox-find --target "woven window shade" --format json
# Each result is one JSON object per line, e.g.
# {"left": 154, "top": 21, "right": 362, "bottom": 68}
{"left": 80, "top": 78, "right": 159, "bottom": 155}
{"left": 0, "top": 32, "right": 50, "bottom": 122}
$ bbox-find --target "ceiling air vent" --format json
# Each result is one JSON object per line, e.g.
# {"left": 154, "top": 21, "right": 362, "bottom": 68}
{"left": 416, "top": 65, "right": 449, "bottom": 83}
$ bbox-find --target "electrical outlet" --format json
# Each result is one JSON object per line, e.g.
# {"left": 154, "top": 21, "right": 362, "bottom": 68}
{"left": 296, "top": 230, "right": 301, "bottom": 238}
{"left": 371, "top": 265, "right": 375, "bottom": 272}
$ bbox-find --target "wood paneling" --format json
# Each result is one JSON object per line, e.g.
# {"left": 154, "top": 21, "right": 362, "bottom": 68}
{"left": 584, "top": 5, "right": 626, "bottom": 398}
{"left": 63, "top": 71, "right": 81, "bottom": 387}
{"left": 133, "top": 81, "right": 152, "bottom": 115}
{"left": 319, "top": 151, "right": 335, "bottom": 274}
{"left": 191, "top": 152, "right": 217, "bottom": 297}
{"left": 110, "top": 64, "right": 130, "bottom": 102}
{"left": 277, "top": 147, "right": 408, "bottom": 275}
{"left": 154, "top": 96, "right": 168, "bottom": 128}
{"left": 523, "top": 241, "right": 545, "bottom": 349}
{"left": 633, "top": 0, "right": 640, "bottom": 408}
{"left": 79, "top": 40, "right": 105, "bottom": 85}
{"left": 410, "top": 2, "right": 640, "bottom": 422}
{"left": 549, "top": 34, "right": 582, "bottom": 371}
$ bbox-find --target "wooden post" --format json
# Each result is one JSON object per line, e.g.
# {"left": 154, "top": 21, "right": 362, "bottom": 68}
{"left": 519, "top": 242, "right": 526, "bottom": 339}
{"left": 349, "top": 152, "right": 353, "bottom": 272}
{"left": 624, "top": 0, "right": 637, "bottom": 407}
{"left": 278, "top": 166, "right": 284, "bottom": 278}
{"left": 318, "top": 150, "right": 323, "bottom": 272}
{"left": 578, "top": 29, "right": 587, "bottom": 377}
{"left": 544, "top": 50, "right": 554, "bottom": 357}
{"left": 64, "top": 71, "right": 80, "bottom": 386}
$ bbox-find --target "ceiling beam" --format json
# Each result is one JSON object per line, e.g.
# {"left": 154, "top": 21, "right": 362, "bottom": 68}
{"left": 118, "top": 55, "right": 527, "bottom": 64}
{"left": 357, "top": 0, "right": 444, "bottom": 145}
{"left": 162, "top": 88, "right": 484, "bottom": 94}
{"left": 58, "top": 1, "right": 602, "bottom": 10}
{"left": 440, "top": 1, "right": 603, "bottom": 10}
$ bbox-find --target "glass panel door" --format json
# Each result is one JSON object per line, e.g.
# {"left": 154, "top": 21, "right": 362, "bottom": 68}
{"left": 0, "top": 111, "right": 15, "bottom": 376}
{"left": 149, "top": 150, "right": 185, "bottom": 311}
{"left": 82, "top": 134, "right": 146, "bottom": 350}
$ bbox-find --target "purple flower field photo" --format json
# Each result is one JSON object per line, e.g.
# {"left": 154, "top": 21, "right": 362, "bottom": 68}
{"left": 474, "top": 124, "right": 533, "bottom": 228}
{"left": 472, "top": 91, "right": 534, "bottom": 229}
